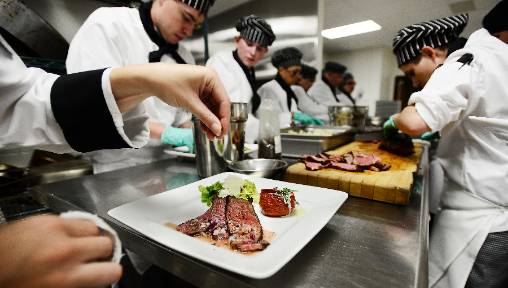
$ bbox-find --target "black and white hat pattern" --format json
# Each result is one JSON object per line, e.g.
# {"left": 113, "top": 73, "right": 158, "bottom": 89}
{"left": 178, "top": 0, "right": 216, "bottom": 14}
{"left": 236, "top": 15, "right": 276, "bottom": 47}
{"left": 271, "top": 47, "right": 303, "bottom": 68}
{"left": 393, "top": 14, "right": 469, "bottom": 66}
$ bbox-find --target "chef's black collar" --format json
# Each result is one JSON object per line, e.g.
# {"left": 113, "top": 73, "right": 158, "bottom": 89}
{"left": 322, "top": 76, "right": 340, "bottom": 103}
{"left": 232, "top": 50, "right": 261, "bottom": 114}
{"left": 275, "top": 73, "right": 298, "bottom": 111}
{"left": 138, "top": 2, "right": 186, "bottom": 64}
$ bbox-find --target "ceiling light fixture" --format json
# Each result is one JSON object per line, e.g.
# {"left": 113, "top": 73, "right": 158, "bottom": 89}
{"left": 321, "top": 20, "right": 381, "bottom": 39}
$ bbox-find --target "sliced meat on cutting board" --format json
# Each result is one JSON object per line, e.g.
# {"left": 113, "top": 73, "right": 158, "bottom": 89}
{"left": 284, "top": 141, "right": 424, "bottom": 205}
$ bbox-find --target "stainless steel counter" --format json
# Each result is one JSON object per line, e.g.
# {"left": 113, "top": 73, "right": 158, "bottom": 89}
{"left": 35, "top": 148, "right": 429, "bottom": 288}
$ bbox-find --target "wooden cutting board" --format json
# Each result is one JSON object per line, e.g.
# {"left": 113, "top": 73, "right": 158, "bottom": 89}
{"left": 283, "top": 141, "right": 423, "bottom": 205}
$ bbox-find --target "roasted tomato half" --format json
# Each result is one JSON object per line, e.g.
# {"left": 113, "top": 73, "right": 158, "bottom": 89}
{"left": 260, "top": 188, "right": 296, "bottom": 217}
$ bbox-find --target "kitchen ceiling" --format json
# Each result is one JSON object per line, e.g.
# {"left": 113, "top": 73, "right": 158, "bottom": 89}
{"left": 322, "top": 0, "right": 500, "bottom": 53}
{"left": 96, "top": 0, "right": 253, "bottom": 16}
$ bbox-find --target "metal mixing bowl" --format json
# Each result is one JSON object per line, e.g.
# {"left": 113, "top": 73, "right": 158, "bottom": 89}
{"left": 228, "top": 159, "right": 288, "bottom": 179}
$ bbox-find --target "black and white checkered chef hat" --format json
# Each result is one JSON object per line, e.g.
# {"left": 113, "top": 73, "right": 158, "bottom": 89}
{"left": 236, "top": 15, "right": 276, "bottom": 47}
{"left": 393, "top": 14, "right": 469, "bottom": 66}
{"left": 142, "top": 0, "right": 216, "bottom": 15}
{"left": 178, "top": 0, "right": 216, "bottom": 14}
{"left": 271, "top": 47, "right": 303, "bottom": 68}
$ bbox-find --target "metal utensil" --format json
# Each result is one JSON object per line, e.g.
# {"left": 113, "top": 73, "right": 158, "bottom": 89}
{"left": 223, "top": 103, "right": 248, "bottom": 164}
{"left": 228, "top": 159, "right": 288, "bottom": 179}
{"left": 192, "top": 116, "right": 227, "bottom": 178}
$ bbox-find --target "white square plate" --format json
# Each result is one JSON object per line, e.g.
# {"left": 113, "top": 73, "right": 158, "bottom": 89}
{"left": 108, "top": 172, "right": 347, "bottom": 279}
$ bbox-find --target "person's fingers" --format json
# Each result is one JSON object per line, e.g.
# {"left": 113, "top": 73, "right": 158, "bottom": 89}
{"left": 61, "top": 219, "right": 100, "bottom": 237}
{"left": 72, "top": 236, "right": 114, "bottom": 262}
{"left": 217, "top": 97, "right": 230, "bottom": 138}
{"left": 207, "top": 75, "right": 230, "bottom": 137}
{"left": 189, "top": 100, "right": 222, "bottom": 137}
{"left": 68, "top": 262, "right": 122, "bottom": 288}
{"left": 200, "top": 122, "right": 218, "bottom": 140}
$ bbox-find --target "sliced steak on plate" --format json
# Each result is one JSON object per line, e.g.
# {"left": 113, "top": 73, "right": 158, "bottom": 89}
{"left": 226, "top": 197, "right": 268, "bottom": 252}
{"left": 176, "top": 196, "right": 228, "bottom": 240}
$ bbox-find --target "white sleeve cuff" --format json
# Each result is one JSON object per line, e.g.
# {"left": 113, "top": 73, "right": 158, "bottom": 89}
{"left": 101, "top": 68, "right": 149, "bottom": 148}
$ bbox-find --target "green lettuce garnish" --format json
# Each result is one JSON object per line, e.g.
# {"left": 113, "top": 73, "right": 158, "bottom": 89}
{"left": 199, "top": 181, "right": 223, "bottom": 206}
{"left": 199, "top": 175, "right": 259, "bottom": 206}
{"left": 238, "top": 179, "right": 259, "bottom": 203}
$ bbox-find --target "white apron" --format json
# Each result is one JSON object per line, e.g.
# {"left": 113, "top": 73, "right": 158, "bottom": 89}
{"left": 206, "top": 50, "right": 259, "bottom": 143}
{"left": 406, "top": 29, "right": 508, "bottom": 288}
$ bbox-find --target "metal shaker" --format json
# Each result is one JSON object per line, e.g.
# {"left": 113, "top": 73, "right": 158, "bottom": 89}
{"left": 223, "top": 102, "right": 248, "bottom": 164}
{"left": 192, "top": 116, "right": 226, "bottom": 178}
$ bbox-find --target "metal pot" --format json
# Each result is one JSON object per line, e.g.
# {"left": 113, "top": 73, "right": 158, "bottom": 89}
{"left": 328, "top": 105, "right": 369, "bottom": 131}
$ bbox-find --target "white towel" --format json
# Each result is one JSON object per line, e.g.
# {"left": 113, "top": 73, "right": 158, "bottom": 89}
{"left": 60, "top": 211, "right": 123, "bottom": 263}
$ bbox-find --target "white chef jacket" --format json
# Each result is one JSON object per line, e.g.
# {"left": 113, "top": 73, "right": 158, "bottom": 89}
{"left": 257, "top": 79, "right": 298, "bottom": 128}
{"left": 307, "top": 79, "right": 339, "bottom": 106}
{"left": 206, "top": 50, "right": 260, "bottom": 143}
{"left": 66, "top": 7, "right": 194, "bottom": 173}
{"left": 336, "top": 91, "right": 355, "bottom": 106}
{"left": 408, "top": 29, "right": 508, "bottom": 288}
{"left": 291, "top": 85, "right": 329, "bottom": 121}
{"left": 0, "top": 35, "right": 148, "bottom": 153}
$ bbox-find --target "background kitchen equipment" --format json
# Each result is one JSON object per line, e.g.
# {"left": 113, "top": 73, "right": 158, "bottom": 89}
{"left": 258, "top": 97, "right": 282, "bottom": 159}
{"left": 227, "top": 159, "right": 288, "bottom": 179}
{"left": 0, "top": 148, "right": 93, "bottom": 222}
{"left": 375, "top": 100, "right": 402, "bottom": 119}
{"left": 328, "top": 105, "right": 353, "bottom": 127}
{"left": 328, "top": 105, "right": 369, "bottom": 131}
{"left": 193, "top": 116, "right": 227, "bottom": 178}
{"left": 280, "top": 126, "right": 354, "bottom": 158}
{"left": 223, "top": 102, "right": 248, "bottom": 164}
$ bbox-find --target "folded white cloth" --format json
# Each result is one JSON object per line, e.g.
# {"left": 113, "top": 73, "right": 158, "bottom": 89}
{"left": 60, "top": 211, "right": 123, "bottom": 263}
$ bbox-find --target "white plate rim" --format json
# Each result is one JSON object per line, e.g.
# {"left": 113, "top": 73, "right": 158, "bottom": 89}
{"left": 108, "top": 172, "right": 347, "bottom": 279}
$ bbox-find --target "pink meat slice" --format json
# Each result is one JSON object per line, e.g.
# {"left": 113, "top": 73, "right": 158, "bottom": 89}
{"left": 303, "top": 155, "right": 328, "bottom": 163}
{"left": 176, "top": 196, "right": 228, "bottom": 240}
{"left": 330, "top": 161, "right": 361, "bottom": 172}
{"left": 305, "top": 161, "right": 323, "bottom": 171}
{"left": 226, "top": 197, "right": 268, "bottom": 252}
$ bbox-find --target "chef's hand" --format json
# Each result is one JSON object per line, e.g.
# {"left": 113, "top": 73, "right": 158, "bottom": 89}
{"left": 0, "top": 215, "right": 122, "bottom": 288}
{"left": 110, "top": 63, "right": 230, "bottom": 140}
{"left": 161, "top": 126, "right": 194, "bottom": 153}
{"left": 293, "top": 112, "right": 325, "bottom": 126}
{"left": 383, "top": 116, "right": 399, "bottom": 138}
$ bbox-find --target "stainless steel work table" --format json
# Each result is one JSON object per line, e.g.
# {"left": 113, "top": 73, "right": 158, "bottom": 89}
{"left": 35, "top": 146, "right": 429, "bottom": 288}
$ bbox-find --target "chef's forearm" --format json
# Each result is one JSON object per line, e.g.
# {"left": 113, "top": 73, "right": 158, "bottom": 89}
{"left": 109, "top": 65, "right": 154, "bottom": 113}
{"left": 393, "top": 106, "right": 431, "bottom": 136}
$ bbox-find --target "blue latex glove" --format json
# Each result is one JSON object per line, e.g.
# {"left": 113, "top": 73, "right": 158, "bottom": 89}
{"left": 161, "top": 126, "right": 194, "bottom": 153}
{"left": 420, "top": 131, "right": 440, "bottom": 141}
{"left": 383, "top": 116, "right": 399, "bottom": 138}
{"left": 293, "top": 112, "right": 325, "bottom": 126}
